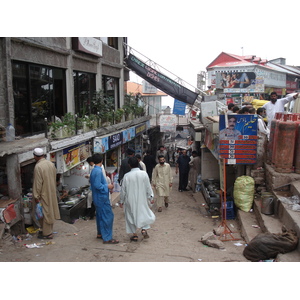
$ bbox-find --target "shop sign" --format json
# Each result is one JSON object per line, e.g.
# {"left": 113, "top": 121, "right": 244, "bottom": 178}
{"left": 109, "top": 132, "right": 123, "bottom": 150}
{"left": 122, "top": 127, "right": 136, "bottom": 143}
{"left": 160, "top": 115, "right": 177, "bottom": 133}
{"left": 61, "top": 142, "right": 91, "bottom": 171}
{"left": 94, "top": 136, "right": 109, "bottom": 153}
{"left": 72, "top": 37, "right": 102, "bottom": 57}
{"left": 173, "top": 99, "right": 186, "bottom": 115}
{"left": 125, "top": 54, "right": 198, "bottom": 105}
{"left": 219, "top": 114, "right": 258, "bottom": 165}
{"left": 135, "top": 123, "right": 146, "bottom": 136}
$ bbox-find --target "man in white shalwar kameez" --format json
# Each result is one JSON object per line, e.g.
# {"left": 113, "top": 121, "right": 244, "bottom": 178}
{"left": 119, "top": 157, "right": 155, "bottom": 242}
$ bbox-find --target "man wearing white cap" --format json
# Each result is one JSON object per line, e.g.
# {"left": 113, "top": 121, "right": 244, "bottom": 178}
{"left": 32, "top": 148, "right": 60, "bottom": 239}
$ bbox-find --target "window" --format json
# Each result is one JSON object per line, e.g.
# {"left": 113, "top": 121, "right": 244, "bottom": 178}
{"left": 73, "top": 71, "right": 96, "bottom": 116}
{"left": 102, "top": 76, "right": 120, "bottom": 108}
{"left": 12, "top": 62, "right": 66, "bottom": 136}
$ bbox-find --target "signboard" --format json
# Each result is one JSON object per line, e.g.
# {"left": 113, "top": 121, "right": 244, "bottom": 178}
{"left": 216, "top": 72, "right": 264, "bottom": 93}
{"left": 94, "top": 136, "right": 109, "bottom": 153}
{"left": 173, "top": 99, "right": 186, "bottom": 115}
{"left": 219, "top": 114, "right": 258, "bottom": 165}
{"left": 135, "top": 123, "right": 146, "bottom": 136}
{"left": 125, "top": 54, "right": 198, "bottom": 105}
{"left": 142, "top": 80, "right": 157, "bottom": 94}
{"left": 109, "top": 132, "right": 123, "bottom": 150}
{"left": 160, "top": 115, "right": 177, "bottom": 133}
{"left": 72, "top": 37, "right": 102, "bottom": 57}
{"left": 62, "top": 142, "right": 91, "bottom": 171}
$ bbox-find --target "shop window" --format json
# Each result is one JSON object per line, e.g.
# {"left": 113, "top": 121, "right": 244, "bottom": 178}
{"left": 73, "top": 71, "right": 96, "bottom": 116}
{"left": 102, "top": 76, "right": 120, "bottom": 108}
{"left": 108, "top": 37, "right": 118, "bottom": 50}
{"left": 12, "top": 62, "right": 66, "bottom": 136}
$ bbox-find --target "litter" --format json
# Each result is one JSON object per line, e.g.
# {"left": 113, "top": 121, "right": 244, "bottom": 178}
{"left": 198, "top": 259, "right": 202, "bottom": 261}
{"left": 25, "top": 243, "right": 43, "bottom": 249}
{"left": 252, "top": 225, "right": 260, "bottom": 228}
{"left": 234, "top": 242, "right": 243, "bottom": 246}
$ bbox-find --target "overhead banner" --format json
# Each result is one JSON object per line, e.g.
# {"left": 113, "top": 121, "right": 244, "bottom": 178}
{"left": 125, "top": 54, "right": 198, "bottom": 105}
{"left": 160, "top": 115, "right": 177, "bottom": 133}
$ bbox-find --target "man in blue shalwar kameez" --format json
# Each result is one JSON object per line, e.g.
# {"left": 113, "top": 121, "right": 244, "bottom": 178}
{"left": 90, "top": 153, "right": 119, "bottom": 244}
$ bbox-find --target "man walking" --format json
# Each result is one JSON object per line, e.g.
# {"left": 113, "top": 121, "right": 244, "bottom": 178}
{"left": 143, "top": 150, "right": 156, "bottom": 181}
{"left": 176, "top": 149, "right": 190, "bottom": 192}
{"left": 90, "top": 153, "right": 118, "bottom": 244}
{"left": 152, "top": 155, "right": 173, "bottom": 212}
{"left": 156, "top": 145, "right": 169, "bottom": 163}
{"left": 32, "top": 148, "right": 60, "bottom": 239}
{"left": 119, "top": 157, "right": 155, "bottom": 242}
{"left": 118, "top": 148, "right": 141, "bottom": 184}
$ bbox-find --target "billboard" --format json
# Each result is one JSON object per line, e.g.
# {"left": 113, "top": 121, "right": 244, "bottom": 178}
{"left": 219, "top": 114, "right": 258, "bottom": 165}
{"left": 125, "top": 54, "right": 198, "bottom": 105}
{"left": 216, "top": 72, "right": 264, "bottom": 93}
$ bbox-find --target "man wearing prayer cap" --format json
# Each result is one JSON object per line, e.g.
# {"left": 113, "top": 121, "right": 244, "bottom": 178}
{"left": 32, "top": 148, "right": 60, "bottom": 239}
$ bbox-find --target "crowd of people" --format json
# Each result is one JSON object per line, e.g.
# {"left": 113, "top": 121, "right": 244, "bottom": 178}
{"left": 31, "top": 145, "right": 201, "bottom": 244}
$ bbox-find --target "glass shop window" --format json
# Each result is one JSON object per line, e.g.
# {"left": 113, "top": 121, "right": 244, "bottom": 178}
{"left": 102, "top": 76, "right": 120, "bottom": 108}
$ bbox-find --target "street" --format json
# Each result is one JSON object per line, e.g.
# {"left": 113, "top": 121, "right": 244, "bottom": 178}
{"left": 0, "top": 167, "right": 248, "bottom": 262}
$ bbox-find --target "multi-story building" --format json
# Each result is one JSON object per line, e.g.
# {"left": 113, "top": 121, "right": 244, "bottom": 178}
{"left": 0, "top": 37, "right": 150, "bottom": 232}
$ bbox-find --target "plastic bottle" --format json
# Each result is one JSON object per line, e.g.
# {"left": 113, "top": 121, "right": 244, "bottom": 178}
{"left": 6, "top": 123, "right": 15, "bottom": 142}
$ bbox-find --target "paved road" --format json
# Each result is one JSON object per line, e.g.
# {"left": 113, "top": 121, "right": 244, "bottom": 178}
{"left": 0, "top": 167, "right": 249, "bottom": 262}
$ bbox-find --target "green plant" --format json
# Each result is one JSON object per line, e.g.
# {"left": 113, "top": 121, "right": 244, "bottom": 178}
{"left": 114, "top": 108, "right": 124, "bottom": 123}
{"left": 62, "top": 113, "right": 76, "bottom": 135}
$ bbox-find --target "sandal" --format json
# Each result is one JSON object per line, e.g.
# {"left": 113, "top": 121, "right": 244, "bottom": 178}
{"left": 103, "top": 239, "right": 119, "bottom": 244}
{"left": 38, "top": 233, "right": 53, "bottom": 239}
{"left": 158, "top": 207, "right": 162, "bottom": 212}
{"left": 97, "top": 234, "right": 102, "bottom": 239}
{"left": 165, "top": 202, "right": 169, "bottom": 208}
{"left": 141, "top": 229, "right": 149, "bottom": 239}
{"left": 130, "top": 235, "right": 138, "bottom": 242}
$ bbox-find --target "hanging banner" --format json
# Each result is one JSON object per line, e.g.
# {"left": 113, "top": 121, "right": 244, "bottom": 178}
{"left": 125, "top": 54, "right": 198, "bottom": 105}
{"left": 160, "top": 115, "right": 177, "bottom": 133}
{"left": 173, "top": 99, "right": 186, "bottom": 115}
{"left": 219, "top": 114, "right": 258, "bottom": 165}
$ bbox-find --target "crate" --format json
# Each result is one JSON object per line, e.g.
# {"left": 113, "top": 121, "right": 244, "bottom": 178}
{"left": 222, "top": 200, "right": 235, "bottom": 220}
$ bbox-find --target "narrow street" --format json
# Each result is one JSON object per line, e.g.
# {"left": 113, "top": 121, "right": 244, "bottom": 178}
{"left": 0, "top": 167, "right": 248, "bottom": 262}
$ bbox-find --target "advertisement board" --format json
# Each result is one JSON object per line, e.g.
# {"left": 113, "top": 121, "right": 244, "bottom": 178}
{"left": 160, "top": 115, "right": 177, "bottom": 133}
{"left": 219, "top": 114, "right": 258, "bottom": 164}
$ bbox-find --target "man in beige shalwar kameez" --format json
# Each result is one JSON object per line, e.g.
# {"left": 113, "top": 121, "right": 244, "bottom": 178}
{"left": 32, "top": 148, "right": 60, "bottom": 239}
{"left": 188, "top": 151, "right": 201, "bottom": 192}
{"left": 152, "top": 155, "right": 173, "bottom": 212}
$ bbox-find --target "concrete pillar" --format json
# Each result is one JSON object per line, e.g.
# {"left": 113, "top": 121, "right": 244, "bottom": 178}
{"left": 6, "top": 154, "right": 22, "bottom": 200}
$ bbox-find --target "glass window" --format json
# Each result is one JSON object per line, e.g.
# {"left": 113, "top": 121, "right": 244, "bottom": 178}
{"left": 73, "top": 71, "right": 96, "bottom": 116}
{"left": 102, "top": 76, "right": 120, "bottom": 108}
{"left": 12, "top": 62, "right": 66, "bottom": 136}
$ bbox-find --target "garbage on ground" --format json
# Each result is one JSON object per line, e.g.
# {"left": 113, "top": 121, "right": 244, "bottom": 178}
{"left": 25, "top": 243, "right": 44, "bottom": 249}
{"left": 26, "top": 226, "right": 40, "bottom": 234}
{"left": 243, "top": 226, "right": 298, "bottom": 262}
{"left": 252, "top": 225, "right": 260, "bottom": 228}
{"left": 278, "top": 195, "right": 300, "bottom": 211}
{"left": 234, "top": 242, "right": 244, "bottom": 246}
{"left": 200, "top": 231, "right": 225, "bottom": 250}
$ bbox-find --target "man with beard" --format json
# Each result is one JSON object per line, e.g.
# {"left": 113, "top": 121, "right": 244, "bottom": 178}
{"left": 263, "top": 92, "right": 298, "bottom": 129}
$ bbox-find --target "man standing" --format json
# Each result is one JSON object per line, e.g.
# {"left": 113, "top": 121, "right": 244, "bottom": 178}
{"left": 143, "top": 150, "right": 156, "bottom": 181}
{"left": 152, "top": 155, "right": 173, "bottom": 212}
{"left": 32, "top": 148, "right": 60, "bottom": 239}
{"left": 188, "top": 151, "right": 201, "bottom": 193}
{"left": 263, "top": 92, "right": 298, "bottom": 129}
{"left": 118, "top": 148, "right": 141, "bottom": 184}
{"left": 90, "top": 153, "right": 118, "bottom": 244}
{"left": 119, "top": 157, "right": 155, "bottom": 242}
{"left": 136, "top": 154, "right": 146, "bottom": 171}
{"left": 176, "top": 149, "right": 190, "bottom": 192}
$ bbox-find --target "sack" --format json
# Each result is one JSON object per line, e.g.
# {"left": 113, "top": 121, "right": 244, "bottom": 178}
{"left": 35, "top": 202, "right": 43, "bottom": 220}
{"left": 233, "top": 176, "right": 255, "bottom": 212}
{"left": 243, "top": 226, "right": 298, "bottom": 261}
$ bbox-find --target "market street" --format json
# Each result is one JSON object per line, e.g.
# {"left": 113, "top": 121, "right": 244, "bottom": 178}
{"left": 0, "top": 167, "right": 248, "bottom": 262}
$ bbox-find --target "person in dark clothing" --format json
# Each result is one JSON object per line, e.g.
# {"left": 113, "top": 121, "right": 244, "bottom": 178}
{"left": 143, "top": 150, "right": 156, "bottom": 181}
{"left": 175, "top": 149, "right": 190, "bottom": 191}
{"left": 118, "top": 148, "right": 135, "bottom": 184}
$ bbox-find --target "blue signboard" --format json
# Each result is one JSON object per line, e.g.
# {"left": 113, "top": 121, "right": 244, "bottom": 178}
{"left": 173, "top": 99, "right": 186, "bottom": 115}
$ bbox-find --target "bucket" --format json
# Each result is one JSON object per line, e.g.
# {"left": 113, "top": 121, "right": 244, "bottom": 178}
{"left": 261, "top": 194, "right": 274, "bottom": 215}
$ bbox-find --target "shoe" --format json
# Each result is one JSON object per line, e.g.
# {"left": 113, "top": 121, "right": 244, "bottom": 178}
{"left": 103, "top": 239, "right": 119, "bottom": 244}
{"left": 97, "top": 234, "right": 102, "bottom": 239}
{"left": 165, "top": 202, "right": 168, "bottom": 208}
{"left": 38, "top": 233, "right": 53, "bottom": 239}
{"left": 130, "top": 235, "right": 138, "bottom": 242}
{"left": 179, "top": 190, "right": 183, "bottom": 192}
{"left": 158, "top": 207, "right": 162, "bottom": 212}
{"left": 141, "top": 229, "right": 149, "bottom": 239}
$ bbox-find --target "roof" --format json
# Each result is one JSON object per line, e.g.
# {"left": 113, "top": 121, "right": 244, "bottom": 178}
{"left": 206, "top": 52, "right": 269, "bottom": 69}
{"left": 125, "top": 81, "right": 168, "bottom": 96}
